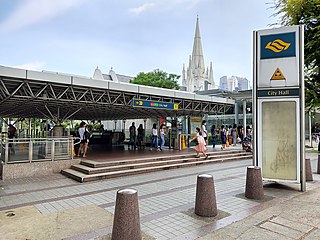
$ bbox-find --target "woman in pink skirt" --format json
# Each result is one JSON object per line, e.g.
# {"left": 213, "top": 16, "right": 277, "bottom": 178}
{"left": 189, "top": 127, "right": 208, "bottom": 159}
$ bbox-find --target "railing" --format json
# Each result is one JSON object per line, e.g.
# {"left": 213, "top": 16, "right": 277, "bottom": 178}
{"left": 0, "top": 137, "right": 74, "bottom": 164}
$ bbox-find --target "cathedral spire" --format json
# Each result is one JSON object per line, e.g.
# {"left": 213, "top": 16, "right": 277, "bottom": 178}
{"left": 191, "top": 16, "right": 205, "bottom": 71}
{"left": 183, "top": 15, "right": 214, "bottom": 92}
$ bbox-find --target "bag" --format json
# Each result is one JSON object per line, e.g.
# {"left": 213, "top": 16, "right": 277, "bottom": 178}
{"left": 226, "top": 139, "right": 229, "bottom": 147}
{"left": 84, "top": 130, "right": 90, "bottom": 140}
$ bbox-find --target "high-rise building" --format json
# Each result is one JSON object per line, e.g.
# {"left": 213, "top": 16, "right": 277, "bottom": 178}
{"left": 219, "top": 76, "right": 249, "bottom": 91}
{"left": 182, "top": 16, "right": 215, "bottom": 92}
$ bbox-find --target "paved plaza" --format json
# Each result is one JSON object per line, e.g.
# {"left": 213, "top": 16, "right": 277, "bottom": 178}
{"left": 0, "top": 151, "right": 319, "bottom": 239}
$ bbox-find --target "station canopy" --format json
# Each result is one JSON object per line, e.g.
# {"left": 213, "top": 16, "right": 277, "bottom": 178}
{"left": 0, "top": 66, "right": 235, "bottom": 121}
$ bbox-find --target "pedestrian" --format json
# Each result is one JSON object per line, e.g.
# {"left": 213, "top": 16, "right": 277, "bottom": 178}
{"left": 201, "top": 120, "right": 208, "bottom": 144}
{"left": 150, "top": 123, "right": 159, "bottom": 151}
{"left": 211, "top": 124, "right": 217, "bottom": 148}
{"left": 220, "top": 125, "right": 227, "bottom": 150}
{"left": 129, "top": 122, "right": 137, "bottom": 150}
{"left": 189, "top": 127, "right": 208, "bottom": 159}
{"left": 159, "top": 124, "right": 165, "bottom": 151}
{"left": 137, "top": 124, "right": 145, "bottom": 149}
{"left": 7, "top": 124, "right": 17, "bottom": 154}
{"left": 232, "top": 124, "right": 238, "bottom": 146}
{"left": 227, "top": 125, "right": 233, "bottom": 145}
{"left": 77, "top": 121, "right": 90, "bottom": 158}
{"left": 237, "top": 126, "right": 244, "bottom": 143}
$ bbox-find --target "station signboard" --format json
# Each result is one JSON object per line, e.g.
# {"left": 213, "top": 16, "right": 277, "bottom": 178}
{"left": 253, "top": 25, "right": 305, "bottom": 190}
{"left": 133, "top": 99, "right": 178, "bottom": 110}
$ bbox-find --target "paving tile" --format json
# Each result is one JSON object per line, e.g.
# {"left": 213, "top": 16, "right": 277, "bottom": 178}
{"left": 259, "top": 221, "right": 306, "bottom": 239}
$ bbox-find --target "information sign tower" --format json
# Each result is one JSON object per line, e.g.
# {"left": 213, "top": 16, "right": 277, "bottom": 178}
{"left": 253, "top": 26, "right": 305, "bottom": 191}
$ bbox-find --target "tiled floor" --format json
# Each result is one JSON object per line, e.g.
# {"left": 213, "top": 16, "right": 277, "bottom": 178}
{"left": 0, "top": 152, "right": 318, "bottom": 239}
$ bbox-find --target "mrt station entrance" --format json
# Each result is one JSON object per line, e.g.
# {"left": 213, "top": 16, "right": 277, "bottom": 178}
{"left": 0, "top": 66, "right": 234, "bottom": 167}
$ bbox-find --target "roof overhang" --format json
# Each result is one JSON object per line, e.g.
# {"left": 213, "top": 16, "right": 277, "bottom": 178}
{"left": 0, "top": 66, "right": 235, "bottom": 120}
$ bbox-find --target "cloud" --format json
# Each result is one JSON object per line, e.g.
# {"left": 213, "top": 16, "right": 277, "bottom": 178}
{"left": 14, "top": 61, "right": 46, "bottom": 71}
{"left": 129, "top": 2, "right": 156, "bottom": 15}
{"left": 129, "top": 0, "right": 204, "bottom": 14}
{"left": 0, "top": 0, "right": 83, "bottom": 31}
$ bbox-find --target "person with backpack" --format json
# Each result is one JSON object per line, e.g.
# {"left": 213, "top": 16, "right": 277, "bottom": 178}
{"left": 77, "top": 121, "right": 90, "bottom": 158}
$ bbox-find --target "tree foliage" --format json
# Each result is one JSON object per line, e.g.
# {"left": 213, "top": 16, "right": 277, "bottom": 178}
{"left": 130, "top": 69, "right": 180, "bottom": 90}
{"left": 272, "top": 0, "right": 320, "bottom": 109}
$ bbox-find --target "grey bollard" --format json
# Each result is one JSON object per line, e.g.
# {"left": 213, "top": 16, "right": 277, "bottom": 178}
{"left": 195, "top": 174, "right": 217, "bottom": 217}
{"left": 245, "top": 166, "right": 264, "bottom": 200}
{"left": 317, "top": 154, "right": 320, "bottom": 174}
{"left": 111, "top": 189, "right": 141, "bottom": 240}
{"left": 306, "top": 158, "right": 313, "bottom": 181}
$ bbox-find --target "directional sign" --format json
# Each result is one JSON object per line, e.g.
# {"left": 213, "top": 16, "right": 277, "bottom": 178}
{"left": 133, "top": 99, "right": 178, "bottom": 110}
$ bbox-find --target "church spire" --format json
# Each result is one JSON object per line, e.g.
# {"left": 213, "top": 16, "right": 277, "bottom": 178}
{"left": 182, "top": 15, "right": 214, "bottom": 92}
{"left": 191, "top": 15, "right": 205, "bottom": 71}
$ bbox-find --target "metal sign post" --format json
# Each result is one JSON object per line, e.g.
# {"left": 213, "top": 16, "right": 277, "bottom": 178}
{"left": 253, "top": 25, "right": 305, "bottom": 191}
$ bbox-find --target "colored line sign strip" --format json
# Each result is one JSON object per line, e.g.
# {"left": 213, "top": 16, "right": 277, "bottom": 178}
{"left": 257, "top": 88, "right": 300, "bottom": 98}
{"left": 133, "top": 99, "right": 178, "bottom": 110}
{"left": 260, "top": 32, "right": 296, "bottom": 59}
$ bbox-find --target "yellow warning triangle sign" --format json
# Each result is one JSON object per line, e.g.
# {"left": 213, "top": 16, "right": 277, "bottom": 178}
{"left": 271, "top": 68, "right": 286, "bottom": 80}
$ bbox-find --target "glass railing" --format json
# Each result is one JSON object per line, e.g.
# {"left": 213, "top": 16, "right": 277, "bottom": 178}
{"left": 0, "top": 137, "right": 74, "bottom": 164}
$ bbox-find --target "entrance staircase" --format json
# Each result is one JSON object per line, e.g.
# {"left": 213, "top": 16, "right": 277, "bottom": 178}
{"left": 62, "top": 150, "right": 252, "bottom": 182}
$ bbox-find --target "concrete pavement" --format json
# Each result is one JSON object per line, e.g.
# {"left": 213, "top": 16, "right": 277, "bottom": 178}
{"left": 0, "top": 150, "right": 319, "bottom": 240}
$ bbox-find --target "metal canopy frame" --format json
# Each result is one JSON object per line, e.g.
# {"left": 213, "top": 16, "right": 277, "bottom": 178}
{"left": 0, "top": 74, "right": 233, "bottom": 121}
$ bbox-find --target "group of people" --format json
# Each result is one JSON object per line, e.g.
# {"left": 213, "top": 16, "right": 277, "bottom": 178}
{"left": 76, "top": 120, "right": 253, "bottom": 158}
{"left": 189, "top": 120, "right": 252, "bottom": 158}
{"left": 128, "top": 122, "right": 145, "bottom": 150}
{"left": 129, "top": 122, "right": 166, "bottom": 151}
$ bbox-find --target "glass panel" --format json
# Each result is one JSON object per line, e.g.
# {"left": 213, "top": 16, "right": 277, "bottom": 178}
{"left": 8, "top": 140, "right": 29, "bottom": 163}
{"left": 262, "top": 101, "right": 297, "bottom": 180}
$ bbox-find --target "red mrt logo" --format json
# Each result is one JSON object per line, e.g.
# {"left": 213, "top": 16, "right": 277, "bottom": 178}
{"left": 150, "top": 102, "right": 159, "bottom": 107}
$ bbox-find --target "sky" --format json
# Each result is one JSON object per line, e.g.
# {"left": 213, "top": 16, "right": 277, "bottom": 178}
{"left": 0, "top": 0, "right": 280, "bottom": 86}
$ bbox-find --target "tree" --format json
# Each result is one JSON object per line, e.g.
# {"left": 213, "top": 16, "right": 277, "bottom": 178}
{"left": 272, "top": 0, "right": 320, "bottom": 109}
{"left": 130, "top": 69, "right": 180, "bottom": 90}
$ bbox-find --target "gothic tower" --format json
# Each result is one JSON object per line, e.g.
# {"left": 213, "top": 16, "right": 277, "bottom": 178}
{"left": 182, "top": 16, "right": 215, "bottom": 92}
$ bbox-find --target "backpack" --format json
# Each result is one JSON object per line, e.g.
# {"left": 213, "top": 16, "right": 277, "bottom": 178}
{"left": 83, "top": 130, "right": 90, "bottom": 140}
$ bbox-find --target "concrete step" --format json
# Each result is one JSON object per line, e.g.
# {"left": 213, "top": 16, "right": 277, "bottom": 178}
{"left": 72, "top": 152, "right": 251, "bottom": 175}
{"left": 61, "top": 154, "right": 252, "bottom": 182}
{"left": 80, "top": 150, "right": 246, "bottom": 168}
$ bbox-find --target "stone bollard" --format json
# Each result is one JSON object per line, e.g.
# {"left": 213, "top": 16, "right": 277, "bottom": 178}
{"left": 306, "top": 158, "right": 313, "bottom": 181}
{"left": 111, "top": 189, "right": 141, "bottom": 240}
{"left": 195, "top": 174, "right": 217, "bottom": 217}
{"left": 245, "top": 166, "right": 264, "bottom": 200}
{"left": 317, "top": 154, "right": 320, "bottom": 174}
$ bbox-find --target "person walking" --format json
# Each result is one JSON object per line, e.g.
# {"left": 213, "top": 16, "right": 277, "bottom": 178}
{"left": 211, "top": 124, "right": 217, "bottom": 149}
{"left": 77, "top": 121, "right": 90, "bottom": 158}
{"left": 189, "top": 127, "right": 208, "bottom": 159}
{"left": 129, "top": 122, "right": 137, "bottom": 150}
{"left": 220, "top": 125, "right": 227, "bottom": 150}
{"left": 159, "top": 124, "right": 166, "bottom": 151}
{"left": 201, "top": 120, "right": 208, "bottom": 144}
{"left": 137, "top": 124, "right": 145, "bottom": 149}
{"left": 150, "top": 123, "right": 159, "bottom": 151}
